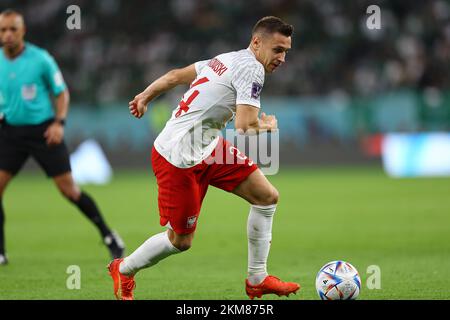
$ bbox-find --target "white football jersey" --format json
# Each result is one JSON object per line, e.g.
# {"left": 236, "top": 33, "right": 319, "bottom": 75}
{"left": 154, "top": 48, "right": 265, "bottom": 168}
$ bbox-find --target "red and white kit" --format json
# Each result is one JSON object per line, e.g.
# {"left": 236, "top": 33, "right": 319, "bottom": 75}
{"left": 153, "top": 48, "right": 265, "bottom": 234}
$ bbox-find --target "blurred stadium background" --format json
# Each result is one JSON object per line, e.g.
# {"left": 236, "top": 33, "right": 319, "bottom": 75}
{"left": 1, "top": 0, "right": 449, "bottom": 300}
{"left": 3, "top": 0, "right": 449, "bottom": 168}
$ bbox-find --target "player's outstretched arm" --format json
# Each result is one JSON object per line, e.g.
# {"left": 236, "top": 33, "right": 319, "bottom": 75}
{"left": 129, "top": 64, "right": 197, "bottom": 119}
{"left": 235, "top": 104, "right": 278, "bottom": 135}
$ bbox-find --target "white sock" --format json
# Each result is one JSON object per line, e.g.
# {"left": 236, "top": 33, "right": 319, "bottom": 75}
{"left": 247, "top": 204, "right": 276, "bottom": 285}
{"left": 119, "top": 230, "right": 180, "bottom": 276}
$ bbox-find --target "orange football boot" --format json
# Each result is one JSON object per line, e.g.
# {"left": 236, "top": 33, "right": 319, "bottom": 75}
{"left": 245, "top": 275, "right": 300, "bottom": 299}
{"left": 107, "top": 258, "right": 136, "bottom": 300}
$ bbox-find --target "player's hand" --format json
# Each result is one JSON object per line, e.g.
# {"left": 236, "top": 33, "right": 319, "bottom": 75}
{"left": 260, "top": 112, "right": 278, "bottom": 131}
{"left": 129, "top": 93, "right": 149, "bottom": 119}
{"left": 44, "top": 122, "right": 64, "bottom": 146}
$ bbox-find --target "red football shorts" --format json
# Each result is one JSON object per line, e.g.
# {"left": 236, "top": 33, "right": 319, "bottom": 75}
{"left": 151, "top": 137, "right": 258, "bottom": 234}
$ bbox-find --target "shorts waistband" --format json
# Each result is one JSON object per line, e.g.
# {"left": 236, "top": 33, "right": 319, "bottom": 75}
{"left": 0, "top": 118, "right": 54, "bottom": 129}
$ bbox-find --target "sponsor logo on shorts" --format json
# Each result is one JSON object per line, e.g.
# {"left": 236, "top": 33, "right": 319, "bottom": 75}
{"left": 187, "top": 215, "right": 197, "bottom": 228}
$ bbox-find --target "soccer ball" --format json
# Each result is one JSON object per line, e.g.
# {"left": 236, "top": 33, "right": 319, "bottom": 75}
{"left": 315, "top": 260, "right": 361, "bottom": 300}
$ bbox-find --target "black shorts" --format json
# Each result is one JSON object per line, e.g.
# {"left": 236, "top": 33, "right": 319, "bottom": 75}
{"left": 0, "top": 119, "right": 71, "bottom": 177}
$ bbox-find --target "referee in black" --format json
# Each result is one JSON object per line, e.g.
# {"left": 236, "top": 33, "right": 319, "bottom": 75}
{"left": 0, "top": 10, "right": 125, "bottom": 265}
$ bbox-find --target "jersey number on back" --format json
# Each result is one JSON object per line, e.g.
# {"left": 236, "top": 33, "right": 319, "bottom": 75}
{"left": 175, "top": 77, "right": 209, "bottom": 118}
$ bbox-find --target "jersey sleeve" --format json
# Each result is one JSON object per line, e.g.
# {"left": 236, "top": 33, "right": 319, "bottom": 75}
{"left": 194, "top": 59, "right": 210, "bottom": 75}
{"left": 42, "top": 51, "right": 67, "bottom": 96}
{"left": 232, "top": 61, "right": 265, "bottom": 108}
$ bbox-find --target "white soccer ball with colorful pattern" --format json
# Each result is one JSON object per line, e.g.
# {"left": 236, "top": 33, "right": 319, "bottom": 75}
{"left": 315, "top": 260, "right": 361, "bottom": 300}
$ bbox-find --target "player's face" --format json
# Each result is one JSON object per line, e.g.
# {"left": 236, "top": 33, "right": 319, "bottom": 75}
{"left": 256, "top": 32, "right": 291, "bottom": 73}
{"left": 0, "top": 15, "right": 25, "bottom": 50}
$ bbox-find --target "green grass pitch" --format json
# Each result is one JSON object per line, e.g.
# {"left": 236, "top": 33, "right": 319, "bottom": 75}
{"left": 0, "top": 166, "right": 449, "bottom": 300}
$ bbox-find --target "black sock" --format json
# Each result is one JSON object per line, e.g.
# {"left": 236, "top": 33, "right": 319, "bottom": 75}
{"left": 70, "top": 192, "right": 111, "bottom": 239}
{"left": 0, "top": 198, "right": 5, "bottom": 255}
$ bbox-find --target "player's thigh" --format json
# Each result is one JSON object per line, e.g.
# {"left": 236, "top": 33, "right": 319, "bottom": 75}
{"left": 0, "top": 128, "right": 29, "bottom": 179}
{"left": 208, "top": 137, "right": 260, "bottom": 194}
{"left": 231, "top": 168, "right": 279, "bottom": 206}
{"left": 156, "top": 171, "right": 202, "bottom": 235}
{"left": 152, "top": 146, "right": 205, "bottom": 235}
{"left": 25, "top": 123, "right": 77, "bottom": 198}
{"left": 31, "top": 140, "right": 72, "bottom": 178}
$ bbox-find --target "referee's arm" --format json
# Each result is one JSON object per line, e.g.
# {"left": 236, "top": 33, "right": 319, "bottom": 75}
{"left": 44, "top": 89, "right": 69, "bottom": 146}
{"left": 54, "top": 89, "right": 70, "bottom": 123}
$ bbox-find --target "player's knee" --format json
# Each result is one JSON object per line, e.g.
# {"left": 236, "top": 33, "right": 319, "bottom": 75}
{"left": 59, "top": 186, "right": 80, "bottom": 202}
{"left": 254, "top": 187, "right": 279, "bottom": 206}
{"left": 267, "top": 188, "right": 279, "bottom": 205}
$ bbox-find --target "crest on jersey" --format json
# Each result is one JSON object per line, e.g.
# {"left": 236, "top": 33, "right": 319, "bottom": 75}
{"left": 21, "top": 84, "right": 37, "bottom": 101}
{"left": 251, "top": 82, "right": 262, "bottom": 99}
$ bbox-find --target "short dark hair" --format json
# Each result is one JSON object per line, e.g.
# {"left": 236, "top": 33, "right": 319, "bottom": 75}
{"left": 0, "top": 9, "right": 23, "bottom": 18}
{"left": 252, "top": 16, "right": 294, "bottom": 37}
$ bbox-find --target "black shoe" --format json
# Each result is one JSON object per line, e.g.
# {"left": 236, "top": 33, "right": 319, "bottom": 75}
{"left": 104, "top": 231, "right": 125, "bottom": 259}
{"left": 0, "top": 254, "right": 8, "bottom": 266}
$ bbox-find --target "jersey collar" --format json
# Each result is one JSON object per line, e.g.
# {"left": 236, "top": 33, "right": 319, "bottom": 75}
{"left": 3, "top": 42, "right": 26, "bottom": 61}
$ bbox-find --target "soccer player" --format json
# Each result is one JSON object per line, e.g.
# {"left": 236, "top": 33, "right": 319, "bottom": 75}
{"left": 0, "top": 9, "right": 125, "bottom": 265}
{"left": 108, "top": 16, "right": 300, "bottom": 300}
